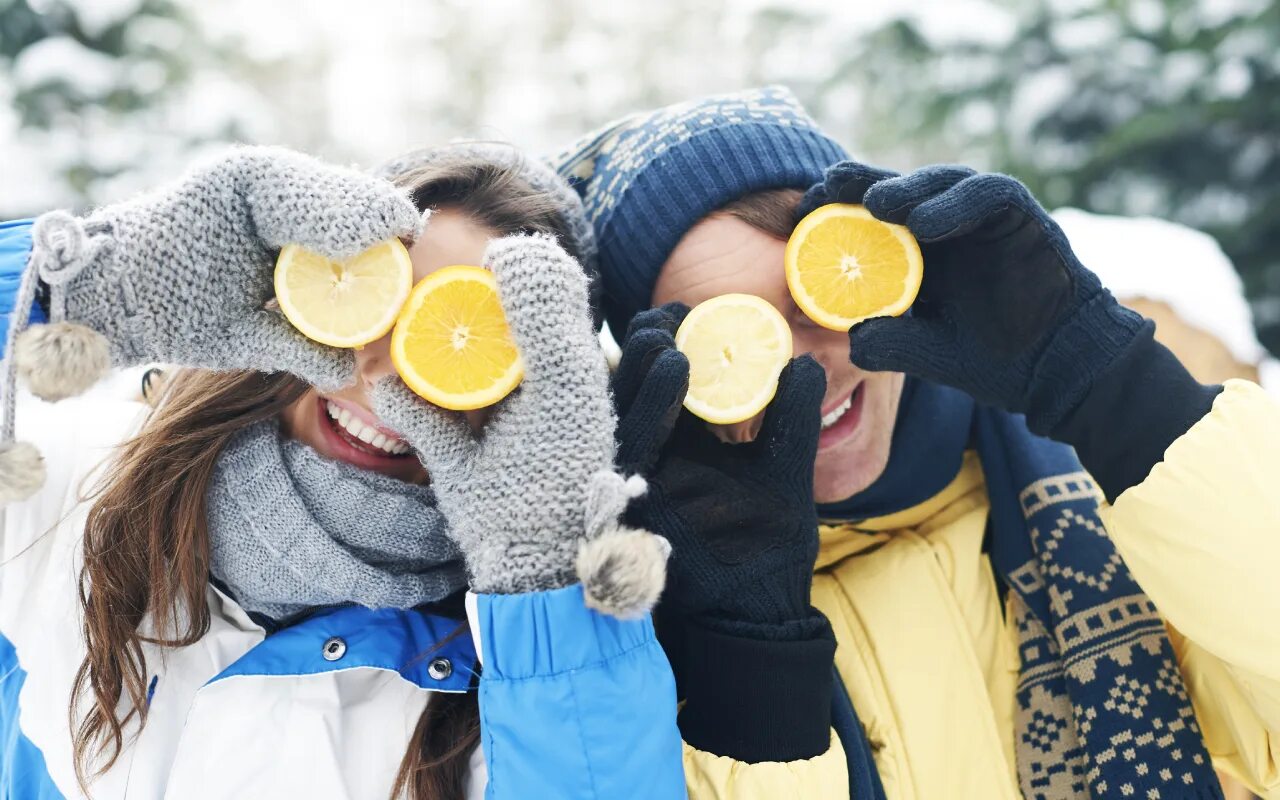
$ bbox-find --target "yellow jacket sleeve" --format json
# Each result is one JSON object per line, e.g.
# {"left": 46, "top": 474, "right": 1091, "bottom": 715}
{"left": 682, "top": 733, "right": 849, "bottom": 799}
{"left": 1100, "top": 379, "right": 1280, "bottom": 795}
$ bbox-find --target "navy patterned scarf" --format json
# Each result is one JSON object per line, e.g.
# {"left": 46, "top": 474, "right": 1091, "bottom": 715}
{"left": 819, "top": 378, "right": 1222, "bottom": 800}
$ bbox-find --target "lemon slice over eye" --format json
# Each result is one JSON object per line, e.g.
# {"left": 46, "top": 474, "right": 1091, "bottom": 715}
{"left": 675, "top": 294, "right": 792, "bottom": 425}
{"left": 390, "top": 265, "right": 524, "bottom": 411}
{"left": 785, "top": 203, "right": 923, "bottom": 331}
{"left": 275, "top": 240, "right": 413, "bottom": 348}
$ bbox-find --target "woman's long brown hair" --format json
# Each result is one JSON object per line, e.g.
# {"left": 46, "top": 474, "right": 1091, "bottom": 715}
{"left": 70, "top": 146, "right": 581, "bottom": 799}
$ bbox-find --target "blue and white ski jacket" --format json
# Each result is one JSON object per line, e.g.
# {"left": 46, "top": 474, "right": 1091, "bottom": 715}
{"left": 0, "top": 219, "right": 688, "bottom": 799}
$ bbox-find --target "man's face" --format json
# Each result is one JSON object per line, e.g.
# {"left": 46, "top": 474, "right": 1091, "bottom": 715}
{"left": 653, "top": 214, "right": 904, "bottom": 504}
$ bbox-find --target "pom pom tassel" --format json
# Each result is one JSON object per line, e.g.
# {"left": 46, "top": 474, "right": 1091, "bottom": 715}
{"left": 0, "top": 441, "right": 45, "bottom": 504}
{"left": 15, "top": 322, "right": 111, "bottom": 401}
{"left": 577, "top": 527, "right": 671, "bottom": 620}
{"left": 578, "top": 470, "right": 669, "bottom": 619}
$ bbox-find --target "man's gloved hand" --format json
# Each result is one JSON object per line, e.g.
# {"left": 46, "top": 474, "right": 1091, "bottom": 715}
{"left": 611, "top": 305, "right": 837, "bottom": 761}
{"left": 374, "top": 234, "right": 668, "bottom": 615}
{"left": 649, "top": 355, "right": 830, "bottom": 633}
{"left": 33, "top": 146, "right": 422, "bottom": 391}
{"left": 844, "top": 166, "right": 1149, "bottom": 435}
{"left": 796, "top": 158, "right": 899, "bottom": 220}
{"left": 611, "top": 304, "right": 691, "bottom": 478}
{"left": 615, "top": 304, "right": 828, "bottom": 632}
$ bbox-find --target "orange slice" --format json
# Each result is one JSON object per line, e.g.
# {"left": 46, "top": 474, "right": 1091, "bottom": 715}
{"left": 675, "top": 294, "right": 793, "bottom": 425}
{"left": 390, "top": 265, "right": 523, "bottom": 410}
{"left": 785, "top": 203, "right": 922, "bottom": 331}
{"left": 274, "top": 240, "right": 413, "bottom": 348}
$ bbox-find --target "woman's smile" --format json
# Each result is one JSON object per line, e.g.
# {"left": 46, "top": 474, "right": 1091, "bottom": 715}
{"left": 319, "top": 395, "right": 412, "bottom": 456}
{"left": 283, "top": 389, "right": 429, "bottom": 483}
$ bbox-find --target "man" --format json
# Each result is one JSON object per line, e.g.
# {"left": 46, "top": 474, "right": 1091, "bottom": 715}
{"left": 554, "top": 87, "right": 1280, "bottom": 799}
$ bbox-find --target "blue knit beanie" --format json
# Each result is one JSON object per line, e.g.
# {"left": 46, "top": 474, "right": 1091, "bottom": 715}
{"left": 551, "top": 86, "right": 848, "bottom": 336}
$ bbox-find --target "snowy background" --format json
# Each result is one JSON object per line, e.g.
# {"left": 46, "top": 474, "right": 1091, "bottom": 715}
{"left": 2, "top": 0, "right": 1277, "bottom": 355}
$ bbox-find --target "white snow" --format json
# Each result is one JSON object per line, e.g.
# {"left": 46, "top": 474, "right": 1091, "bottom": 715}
{"left": 1007, "top": 65, "right": 1075, "bottom": 141}
{"left": 12, "top": 36, "right": 120, "bottom": 96}
{"left": 1126, "top": 0, "right": 1166, "bottom": 35}
{"left": 1213, "top": 58, "right": 1252, "bottom": 98}
{"left": 65, "top": 0, "right": 146, "bottom": 38}
{"left": 1195, "top": 0, "right": 1271, "bottom": 28}
{"left": 1053, "top": 208, "right": 1268, "bottom": 366}
{"left": 1049, "top": 14, "right": 1122, "bottom": 54}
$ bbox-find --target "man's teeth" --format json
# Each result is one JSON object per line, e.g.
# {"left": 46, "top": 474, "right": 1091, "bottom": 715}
{"left": 326, "top": 401, "right": 410, "bottom": 455}
{"left": 821, "top": 393, "right": 854, "bottom": 430}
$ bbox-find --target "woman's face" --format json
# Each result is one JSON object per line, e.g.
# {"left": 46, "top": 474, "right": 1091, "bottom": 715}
{"left": 280, "top": 209, "right": 498, "bottom": 483}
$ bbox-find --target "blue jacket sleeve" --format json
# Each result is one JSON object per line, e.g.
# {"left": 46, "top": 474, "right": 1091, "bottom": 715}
{"left": 474, "top": 584, "right": 687, "bottom": 800}
{"left": 0, "top": 220, "right": 45, "bottom": 351}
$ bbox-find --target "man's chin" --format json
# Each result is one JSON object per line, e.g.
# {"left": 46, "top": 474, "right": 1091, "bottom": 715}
{"left": 812, "top": 444, "right": 892, "bottom": 505}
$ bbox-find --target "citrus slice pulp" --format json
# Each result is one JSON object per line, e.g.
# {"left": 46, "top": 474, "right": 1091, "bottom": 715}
{"left": 785, "top": 203, "right": 923, "bottom": 331}
{"left": 390, "top": 265, "right": 523, "bottom": 411}
{"left": 674, "top": 294, "right": 793, "bottom": 425}
{"left": 275, "top": 239, "right": 413, "bottom": 348}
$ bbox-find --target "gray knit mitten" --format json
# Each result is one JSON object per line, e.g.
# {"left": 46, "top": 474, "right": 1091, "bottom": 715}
{"left": 25, "top": 146, "right": 422, "bottom": 393}
{"left": 373, "top": 234, "right": 668, "bottom": 616}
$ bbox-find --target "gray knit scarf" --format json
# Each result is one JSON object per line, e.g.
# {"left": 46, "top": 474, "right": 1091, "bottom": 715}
{"left": 207, "top": 420, "right": 465, "bottom": 621}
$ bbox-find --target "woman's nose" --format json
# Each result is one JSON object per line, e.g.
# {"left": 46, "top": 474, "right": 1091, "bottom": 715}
{"left": 355, "top": 332, "right": 396, "bottom": 388}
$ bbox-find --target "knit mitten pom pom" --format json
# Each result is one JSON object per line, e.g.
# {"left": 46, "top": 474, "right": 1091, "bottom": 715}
{"left": 0, "top": 441, "right": 45, "bottom": 504}
{"left": 576, "top": 470, "right": 670, "bottom": 618}
{"left": 15, "top": 322, "right": 111, "bottom": 401}
{"left": 577, "top": 527, "right": 671, "bottom": 620}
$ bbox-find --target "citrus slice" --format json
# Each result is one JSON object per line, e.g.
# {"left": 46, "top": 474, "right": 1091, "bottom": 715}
{"left": 391, "top": 265, "right": 523, "bottom": 411}
{"left": 275, "top": 240, "right": 413, "bottom": 348}
{"left": 785, "top": 203, "right": 923, "bottom": 331}
{"left": 675, "top": 294, "right": 793, "bottom": 425}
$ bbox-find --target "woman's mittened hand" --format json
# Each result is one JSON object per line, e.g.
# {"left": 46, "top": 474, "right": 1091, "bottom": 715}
{"left": 49, "top": 145, "right": 422, "bottom": 391}
{"left": 852, "top": 167, "right": 1149, "bottom": 434}
{"left": 374, "top": 234, "right": 668, "bottom": 611}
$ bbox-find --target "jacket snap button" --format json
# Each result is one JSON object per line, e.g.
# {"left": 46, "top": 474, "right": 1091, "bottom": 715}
{"left": 322, "top": 637, "right": 347, "bottom": 661}
{"left": 427, "top": 657, "right": 453, "bottom": 680}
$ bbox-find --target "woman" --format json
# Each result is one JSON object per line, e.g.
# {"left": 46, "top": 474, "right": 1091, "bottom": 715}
{"left": 0, "top": 143, "right": 683, "bottom": 799}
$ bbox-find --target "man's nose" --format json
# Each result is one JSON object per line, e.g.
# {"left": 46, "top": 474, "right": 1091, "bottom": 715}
{"left": 355, "top": 332, "right": 396, "bottom": 388}
{"left": 790, "top": 325, "right": 848, "bottom": 371}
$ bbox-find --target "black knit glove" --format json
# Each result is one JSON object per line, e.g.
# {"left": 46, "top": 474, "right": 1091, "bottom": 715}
{"left": 611, "top": 305, "right": 837, "bottom": 762}
{"left": 808, "top": 162, "right": 1221, "bottom": 499}
{"left": 611, "top": 305, "right": 691, "bottom": 479}
{"left": 848, "top": 166, "right": 1150, "bottom": 434}
{"left": 797, "top": 158, "right": 898, "bottom": 220}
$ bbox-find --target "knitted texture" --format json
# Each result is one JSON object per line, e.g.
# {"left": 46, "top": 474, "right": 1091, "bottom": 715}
{"left": 620, "top": 307, "right": 829, "bottom": 628}
{"left": 373, "top": 234, "right": 626, "bottom": 595}
{"left": 611, "top": 305, "right": 692, "bottom": 478}
{"left": 206, "top": 420, "right": 464, "bottom": 621}
{"left": 828, "top": 165, "right": 1148, "bottom": 434}
{"left": 796, "top": 158, "right": 899, "bottom": 220}
{"left": 551, "top": 86, "right": 848, "bottom": 336}
{"left": 47, "top": 145, "right": 422, "bottom": 391}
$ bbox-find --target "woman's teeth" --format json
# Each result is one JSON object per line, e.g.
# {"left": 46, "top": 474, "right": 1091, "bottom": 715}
{"left": 326, "top": 401, "right": 410, "bottom": 455}
{"left": 821, "top": 392, "right": 855, "bottom": 430}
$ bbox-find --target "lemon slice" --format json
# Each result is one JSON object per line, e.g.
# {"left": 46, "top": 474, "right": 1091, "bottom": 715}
{"left": 785, "top": 203, "right": 923, "bottom": 331}
{"left": 391, "top": 265, "right": 523, "bottom": 411}
{"left": 675, "top": 294, "right": 793, "bottom": 425}
{"left": 275, "top": 240, "right": 413, "bottom": 348}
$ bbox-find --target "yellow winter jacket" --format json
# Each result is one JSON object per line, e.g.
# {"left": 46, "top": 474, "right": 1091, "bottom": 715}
{"left": 681, "top": 379, "right": 1280, "bottom": 799}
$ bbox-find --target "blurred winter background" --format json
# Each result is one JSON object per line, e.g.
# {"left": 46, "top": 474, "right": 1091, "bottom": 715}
{"left": 2, "top": 0, "right": 1278, "bottom": 372}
